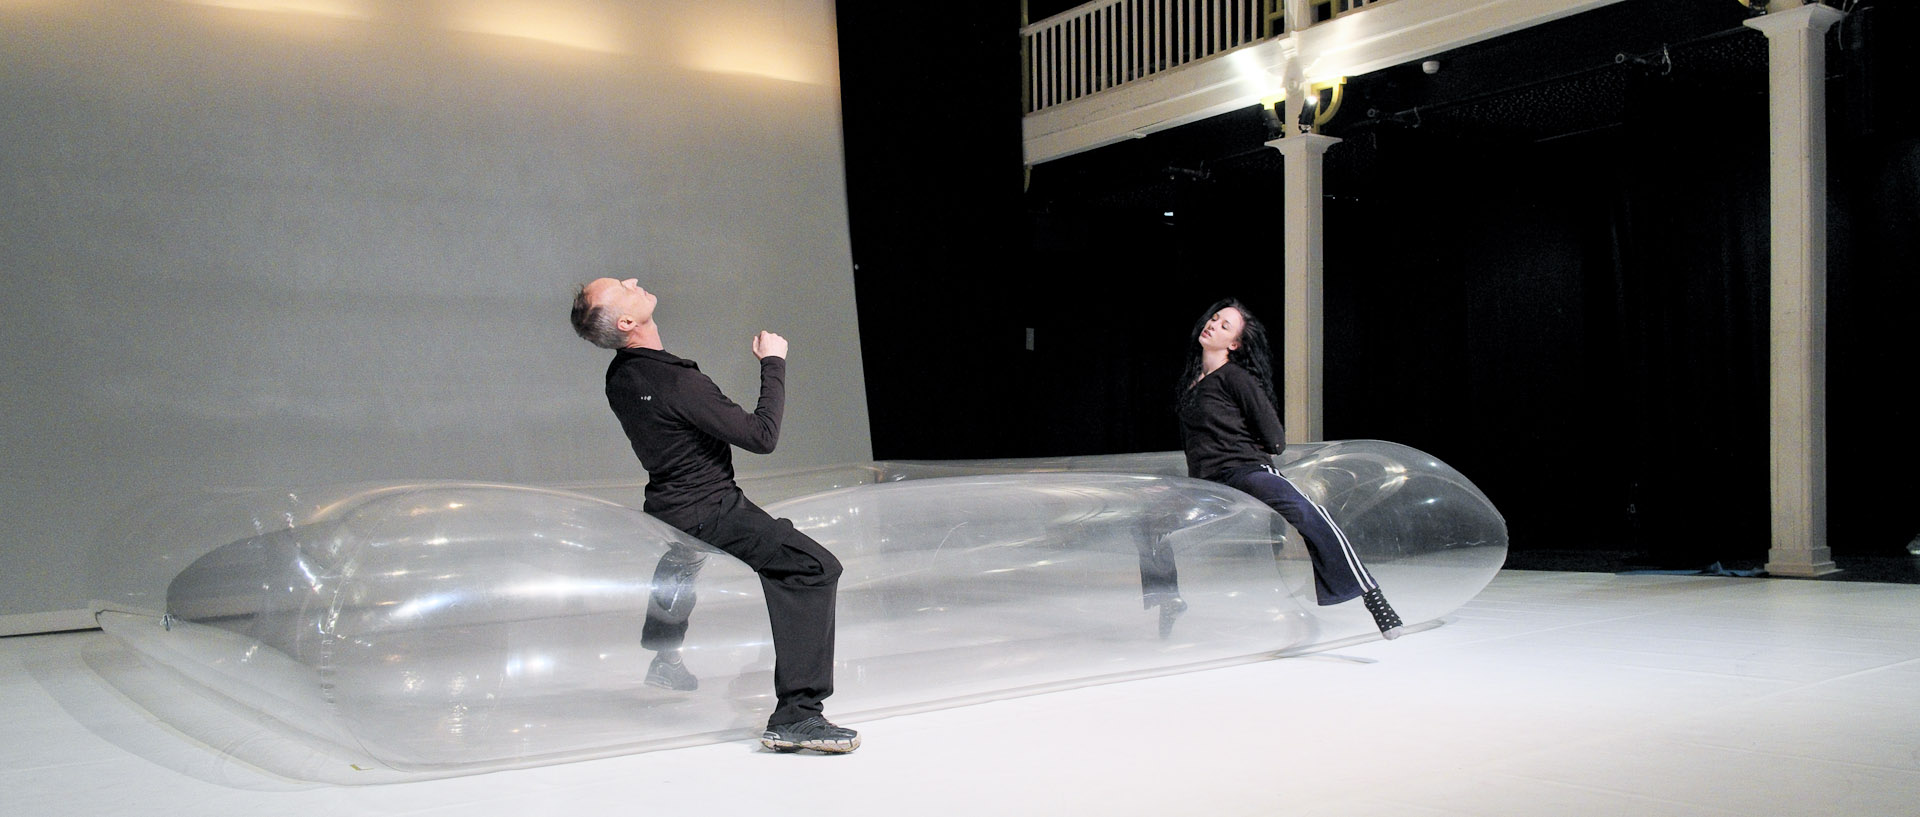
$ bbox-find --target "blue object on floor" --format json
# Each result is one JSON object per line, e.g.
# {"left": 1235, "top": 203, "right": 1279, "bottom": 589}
{"left": 1618, "top": 561, "right": 1767, "bottom": 578}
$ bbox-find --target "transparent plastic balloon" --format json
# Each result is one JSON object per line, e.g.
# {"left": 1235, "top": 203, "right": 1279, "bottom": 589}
{"left": 94, "top": 440, "right": 1506, "bottom": 780}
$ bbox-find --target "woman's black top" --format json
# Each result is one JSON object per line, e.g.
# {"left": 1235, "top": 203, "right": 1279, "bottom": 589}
{"left": 1177, "top": 361, "right": 1284, "bottom": 482}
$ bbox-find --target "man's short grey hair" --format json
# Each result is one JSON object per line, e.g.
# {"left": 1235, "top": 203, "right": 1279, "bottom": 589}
{"left": 570, "top": 284, "right": 624, "bottom": 349}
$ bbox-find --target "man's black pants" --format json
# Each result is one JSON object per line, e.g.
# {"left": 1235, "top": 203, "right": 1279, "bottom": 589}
{"left": 646, "top": 489, "right": 843, "bottom": 727}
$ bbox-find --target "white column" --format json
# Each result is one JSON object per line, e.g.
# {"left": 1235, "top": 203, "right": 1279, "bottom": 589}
{"left": 1266, "top": 133, "right": 1341, "bottom": 443}
{"left": 1283, "top": 0, "right": 1313, "bottom": 36}
{"left": 1745, "top": 3, "right": 1844, "bottom": 578}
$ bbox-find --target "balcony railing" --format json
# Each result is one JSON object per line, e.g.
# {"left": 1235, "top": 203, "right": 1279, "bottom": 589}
{"left": 1022, "top": 0, "right": 1393, "bottom": 114}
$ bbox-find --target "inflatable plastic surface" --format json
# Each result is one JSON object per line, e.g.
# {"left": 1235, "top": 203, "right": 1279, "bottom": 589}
{"left": 94, "top": 441, "right": 1506, "bottom": 780}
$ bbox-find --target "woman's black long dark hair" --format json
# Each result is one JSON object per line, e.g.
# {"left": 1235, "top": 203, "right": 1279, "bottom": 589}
{"left": 1175, "top": 297, "right": 1278, "bottom": 410}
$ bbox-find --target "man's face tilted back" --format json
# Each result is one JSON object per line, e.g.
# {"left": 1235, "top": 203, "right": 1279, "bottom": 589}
{"left": 585, "top": 277, "right": 658, "bottom": 342}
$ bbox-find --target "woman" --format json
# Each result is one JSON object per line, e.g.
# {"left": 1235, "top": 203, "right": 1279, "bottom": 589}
{"left": 1173, "top": 297, "right": 1407, "bottom": 639}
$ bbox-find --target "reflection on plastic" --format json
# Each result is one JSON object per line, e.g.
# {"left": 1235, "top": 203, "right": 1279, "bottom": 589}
{"left": 96, "top": 441, "right": 1506, "bottom": 779}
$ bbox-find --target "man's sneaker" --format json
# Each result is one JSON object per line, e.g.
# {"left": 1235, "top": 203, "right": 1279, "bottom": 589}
{"left": 645, "top": 654, "right": 698, "bottom": 691}
{"left": 1362, "top": 588, "right": 1407, "bottom": 640}
{"left": 1156, "top": 595, "right": 1188, "bottom": 640}
{"left": 761, "top": 716, "right": 860, "bottom": 754}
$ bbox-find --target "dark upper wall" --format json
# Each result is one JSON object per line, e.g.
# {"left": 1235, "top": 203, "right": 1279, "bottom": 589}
{"left": 838, "top": 0, "right": 1918, "bottom": 560}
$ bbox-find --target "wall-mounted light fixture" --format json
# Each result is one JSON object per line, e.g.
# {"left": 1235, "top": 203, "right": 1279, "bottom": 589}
{"left": 1260, "top": 93, "right": 1287, "bottom": 140}
{"left": 1296, "top": 78, "right": 1348, "bottom": 135}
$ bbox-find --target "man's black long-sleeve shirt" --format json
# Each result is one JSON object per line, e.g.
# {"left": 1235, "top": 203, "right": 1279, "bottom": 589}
{"left": 605, "top": 346, "right": 785, "bottom": 530}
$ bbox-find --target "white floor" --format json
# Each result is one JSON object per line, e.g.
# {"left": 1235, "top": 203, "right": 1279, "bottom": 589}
{"left": 4, "top": 570, "right": 1918, "bottom": 817}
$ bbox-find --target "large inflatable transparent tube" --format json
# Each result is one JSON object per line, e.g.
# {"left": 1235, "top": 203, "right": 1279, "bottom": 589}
{"left": 94, "top": 441, "right": 1506, "bottom": 778}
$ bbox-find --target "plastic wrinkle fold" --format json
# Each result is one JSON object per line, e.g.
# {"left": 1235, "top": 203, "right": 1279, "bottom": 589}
{"left": 93, "top": 441, "right": 1507, "bottom": 780}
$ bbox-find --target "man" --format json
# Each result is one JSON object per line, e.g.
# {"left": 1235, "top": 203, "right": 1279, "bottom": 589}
{"left": 570, "top": 277, "right": 857, "bottom": 754}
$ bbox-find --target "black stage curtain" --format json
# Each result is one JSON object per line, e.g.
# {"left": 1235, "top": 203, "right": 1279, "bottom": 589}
{"left": 841, "top": 1, "right": 1918, "bottom": 562}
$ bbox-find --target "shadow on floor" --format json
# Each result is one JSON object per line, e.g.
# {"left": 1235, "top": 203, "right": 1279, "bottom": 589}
{"left": 1501, "top": 549, "right": 1920, "bottom": 584}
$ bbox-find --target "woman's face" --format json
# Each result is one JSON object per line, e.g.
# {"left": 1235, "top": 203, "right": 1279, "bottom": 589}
{"left": 1198, "top": 307, "right": 1244, "bottom": 354}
